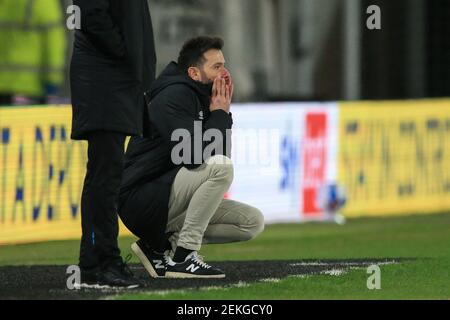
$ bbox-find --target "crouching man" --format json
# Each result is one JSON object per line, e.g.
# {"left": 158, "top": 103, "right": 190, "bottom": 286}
{"left": 118, "top": 36, "right": 264, "bottom": 279}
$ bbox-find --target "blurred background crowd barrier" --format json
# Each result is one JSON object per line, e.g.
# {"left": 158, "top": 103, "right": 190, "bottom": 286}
{"left": 0, "top": 0, "right": 449, "bottom": 244}
{"left": 0, "top": 0, "right": 449, "bottom": 104}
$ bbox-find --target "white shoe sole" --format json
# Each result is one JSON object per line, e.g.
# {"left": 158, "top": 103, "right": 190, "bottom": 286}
{"left": 74, "top": 283, "right": 139, "bottom": 290}
{"left": 165, "top": 272, "right": 226, "bottom": 279}
{"left": 131, "top": 242, "right": 164, "bottom": 278}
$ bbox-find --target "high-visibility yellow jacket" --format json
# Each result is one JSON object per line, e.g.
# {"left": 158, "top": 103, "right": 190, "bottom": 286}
{"left": 0, "top": 0, "right": 66, "bottom": 97}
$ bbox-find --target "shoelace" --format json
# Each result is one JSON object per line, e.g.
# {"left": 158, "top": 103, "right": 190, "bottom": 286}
{"left": 191, "top": 252, "right": 211, "bottom": 269}
{"left": 163, "top": 253, "right": 171, "bottom": 265}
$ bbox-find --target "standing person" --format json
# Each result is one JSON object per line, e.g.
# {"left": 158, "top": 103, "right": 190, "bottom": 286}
{"left": 118, "top": 36, "right": 265, "bottom": 279}
{"left": 70, "top": 0, "right": 156, "bottom": 288}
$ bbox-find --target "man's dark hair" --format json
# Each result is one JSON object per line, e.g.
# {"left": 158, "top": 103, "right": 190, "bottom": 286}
{"left": 178, "top": 36, "right": 224, "bottom": 74}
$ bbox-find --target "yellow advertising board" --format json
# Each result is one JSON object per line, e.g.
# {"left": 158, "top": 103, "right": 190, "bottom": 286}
{"left": 0, "top": 106, "right": 131, "bottom": 245}
{"left": 1, "top": 100, "right": 449, "bottom": 245}
{"left": 339, "top": 99, "right": 450, "bottom": 217}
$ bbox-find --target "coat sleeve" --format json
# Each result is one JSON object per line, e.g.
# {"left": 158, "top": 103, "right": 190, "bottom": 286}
{"left": 74, "top": 0, "right": 126, "bottom": 59}
{"left": 150, "top": 86, "right": 233, "bottom": 167}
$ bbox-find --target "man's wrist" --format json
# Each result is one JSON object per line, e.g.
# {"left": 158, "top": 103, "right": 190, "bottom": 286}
{"left": 211, "top": 109, "right": 230, "bottom": 116}
{"left": 210, "top": 107, "right": 230, "bottom": 114}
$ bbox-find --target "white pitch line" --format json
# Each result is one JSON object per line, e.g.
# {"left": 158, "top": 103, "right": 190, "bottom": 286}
{"left": 289, "top": 260, "right": 398, "bottom": 267}
{"left": 291, "top": 274, "right": 310, "bottom": 279}
{"left": 260, "top": 278, "right": 281, "bottom": 283}
{"left": 233, "top": 281, "right": 250, "bottom": 288}
{"left": 321, "top": 269, "right": 347, "bottom": 276}
{"left": 104, "top": 260, "right": 401, "bottom": 299}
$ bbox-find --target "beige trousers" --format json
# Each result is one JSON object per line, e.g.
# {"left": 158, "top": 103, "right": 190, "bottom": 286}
{"left": 166, "top": 155, "right": 265, "bottom": 252}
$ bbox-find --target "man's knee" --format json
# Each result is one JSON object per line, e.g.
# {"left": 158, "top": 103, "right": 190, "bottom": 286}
{"left": 243, "top": 207, "right": 265, "bottom": 240}
{"left": 205, "top": 155, "right": 234, "bottom": 185}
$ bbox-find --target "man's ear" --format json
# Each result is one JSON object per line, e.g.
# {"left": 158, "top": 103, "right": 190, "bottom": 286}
{"left": 187, "top": 67, "right": 201, "bottom": 81}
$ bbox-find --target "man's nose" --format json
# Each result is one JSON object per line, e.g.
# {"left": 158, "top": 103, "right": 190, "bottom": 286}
{"left": 222, "top": 68, "right": 230, "bottom": 77}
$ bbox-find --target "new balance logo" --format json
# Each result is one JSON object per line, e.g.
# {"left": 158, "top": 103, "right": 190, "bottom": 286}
{"left": 186, "top": 264, "right": 200, "bottom": 273}
{"left": 153, "top": 260, "right": 165, "bottom": 269}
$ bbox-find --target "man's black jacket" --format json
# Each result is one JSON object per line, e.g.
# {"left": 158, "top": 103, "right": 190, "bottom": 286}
{"left": 118, "top": 62, "right": 233, "bottom": 250}
{"left": 70, "top": 0, "right": 156, "bottom": 140}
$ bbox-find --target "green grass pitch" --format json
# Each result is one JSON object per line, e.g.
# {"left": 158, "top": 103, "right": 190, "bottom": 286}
{"left": 0, "top": 213, "right": 449, "bottom": 299}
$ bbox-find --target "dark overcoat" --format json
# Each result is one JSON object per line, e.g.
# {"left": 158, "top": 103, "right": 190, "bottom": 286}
{"left": 70, "top": 0, "right": 156, "bottom": 140}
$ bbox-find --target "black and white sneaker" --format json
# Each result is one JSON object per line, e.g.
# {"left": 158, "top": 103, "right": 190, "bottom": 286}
{"left": 165, "top": 252, "right": 225, "bottom": 279}
{"left": 131, "top": 240, "right": 168, "bottom": 278}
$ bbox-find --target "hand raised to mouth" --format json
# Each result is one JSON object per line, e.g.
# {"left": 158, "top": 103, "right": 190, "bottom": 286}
{"left": 210, "top": 76, "right": 233, "bottom": 114}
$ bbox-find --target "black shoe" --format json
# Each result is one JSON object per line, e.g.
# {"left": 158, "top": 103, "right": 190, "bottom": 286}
{"left": 78, "top": 260, "right": 141, "bottom": 289}
{"left": 165, "top": 252, "right": 225, "bottom": 279}
{"left": 76, "top": 268, "right": 102, "bottom": 289}
{"left": 131, "top": 240, "right": 168, "bottom": 278}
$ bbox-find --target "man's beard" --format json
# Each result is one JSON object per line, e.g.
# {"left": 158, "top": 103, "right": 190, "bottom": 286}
{"left": 196, "top": 75, "right": 214, "bottom": 95}
{"left": 204, "top": 80, "right": 214, "bottom": 95}
{"left": 192, "top": 78, "right": 214, "bottom": 97}
{"left": 190, "top": 68, "right": 214, "bottom": 96}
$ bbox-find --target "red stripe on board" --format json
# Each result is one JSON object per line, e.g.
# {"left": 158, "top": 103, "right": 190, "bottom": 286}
{"left": 302, "top": 113, "right": 327, "bottom": 215}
